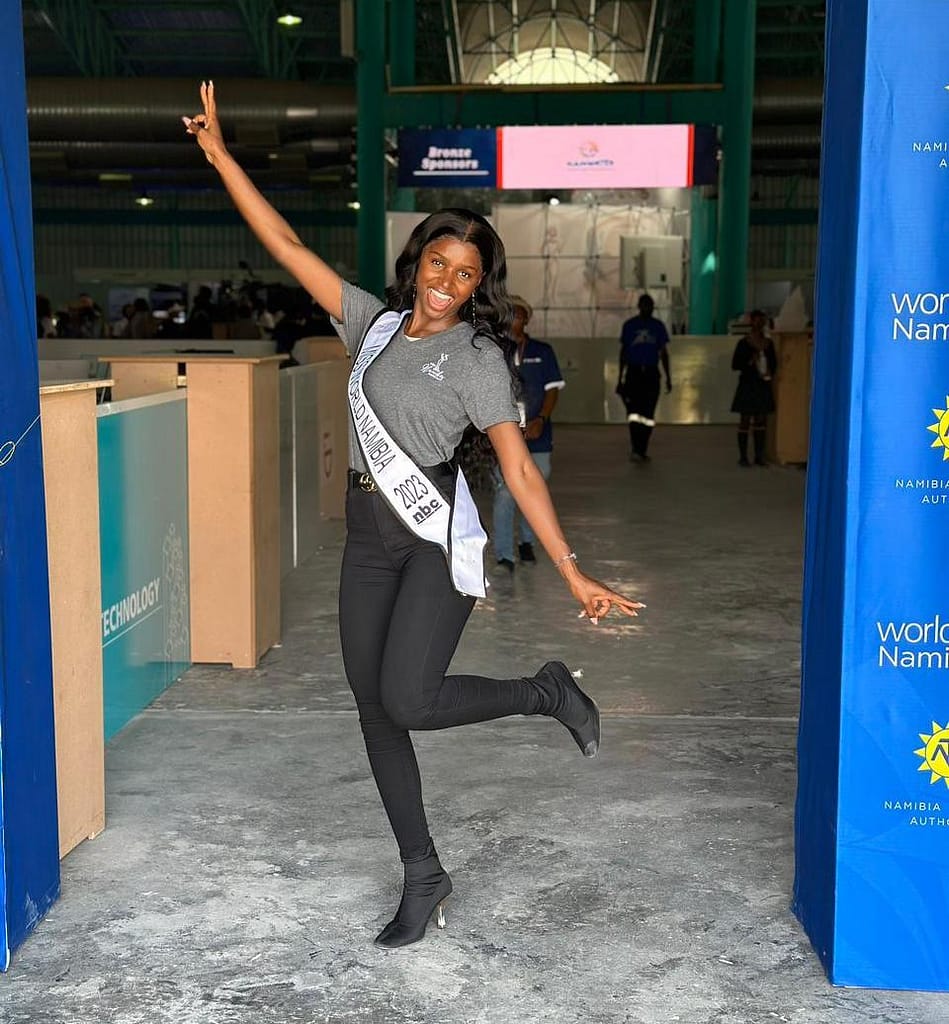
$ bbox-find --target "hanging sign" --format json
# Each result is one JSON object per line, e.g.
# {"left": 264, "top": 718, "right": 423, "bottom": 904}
{"left": 397, "top": 128, "right": 498, "bottom": 188}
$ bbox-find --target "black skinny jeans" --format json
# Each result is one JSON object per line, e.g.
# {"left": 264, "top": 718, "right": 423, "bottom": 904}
{"left": 338, "top": 472, "right": 546, "bottom": 861}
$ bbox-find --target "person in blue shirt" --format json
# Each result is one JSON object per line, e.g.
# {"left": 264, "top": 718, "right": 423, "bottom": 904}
{"left": 617, "top": 294, "right": 672, "bottom": 461}
{"left": 493, "top": 297, "right": 566, "bottom": 570}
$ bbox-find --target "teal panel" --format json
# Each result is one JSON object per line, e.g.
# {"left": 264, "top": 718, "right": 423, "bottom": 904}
{"left": 97, "top": 393, "right": 191, "bottom": 739}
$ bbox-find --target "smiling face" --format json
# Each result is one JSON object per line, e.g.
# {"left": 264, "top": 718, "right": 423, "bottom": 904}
{"left": 411, "top": 236, "right": 484, "bottom": 333}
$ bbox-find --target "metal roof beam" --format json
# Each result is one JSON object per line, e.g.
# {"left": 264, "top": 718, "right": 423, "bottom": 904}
{"left": 441, "top": 0, "right": 464, "bottom": 84}
{"left": 233, "top": 0, "right": 302, "bottom": 79}
{"left": 382, "top": 83, "right": 726, "bottom": 127}
{"left": 30, "top": 0, "right": 131, "bottom": 76}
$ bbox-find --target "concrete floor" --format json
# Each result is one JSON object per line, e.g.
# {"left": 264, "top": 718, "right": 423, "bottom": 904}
{"left": 5, "top": 425, "right": 949, "bottom": 1023}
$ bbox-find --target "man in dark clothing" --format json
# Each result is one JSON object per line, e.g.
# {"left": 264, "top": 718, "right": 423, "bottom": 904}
{"left": 617, "top": 293, "right": 672, "bottom": 462}
{"left": 492, "top": 296, "right": 565, "bottom": 570}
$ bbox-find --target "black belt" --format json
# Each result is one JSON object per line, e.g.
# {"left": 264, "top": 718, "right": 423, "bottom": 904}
{"left": 348, "top": 469, "right": 378, "bottom": 492}
{"left": 348, "top": 463, "right": 455, "bottom": 493}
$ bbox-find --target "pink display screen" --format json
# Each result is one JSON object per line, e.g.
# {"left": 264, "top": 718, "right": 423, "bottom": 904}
{"left": 497, "top": 124, "right": 696, "bottom": 190}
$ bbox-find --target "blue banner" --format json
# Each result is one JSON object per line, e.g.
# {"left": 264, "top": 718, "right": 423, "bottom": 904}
{"left": 0, "top": 0, "right": 60, "bottom": 969}
{"left": 97, "top": 393, "right": 191, "bottom": 739}
{"left": 397, "top": 129, "right": 497, "bottom": 188}
{"left": 796, "top": 0, "right": 949, "bottom": 990}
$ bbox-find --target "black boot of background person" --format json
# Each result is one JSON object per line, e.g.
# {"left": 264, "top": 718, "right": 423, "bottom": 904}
{"left": 639, "top": 425, "right": 654, "bottom": 461}
{"left": 629, "top": 422, "right": 650, "bottom": 461}
{"left": 753, "top": 428, "right": 768, "bottom": 467}
{"left": 737, "top": 430, "right": 751, "bottom": 467}
{"left": 627, "top": 421, "right": 639, "bottom": 460}
{"left": 518, "top": 541, "right": 536, "bottom": 563}
{"left": 529, "top": 661, "right": 601, "bottom": 757}
{"left": 374, "top": 843, "right": 453, "bottom": 948}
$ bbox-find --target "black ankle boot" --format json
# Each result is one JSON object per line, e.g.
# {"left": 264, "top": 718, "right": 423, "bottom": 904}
{"left": 737, "top": 430, "right": 750, "bottom": 466}
{"left": 374, "top": 844, "right": 452, "bottom": 949}
{"left": 531, "top": 661, "right": 601, "bottom": 757}
{"left": 753, "top": 428, "right": 767, "bottom": 466}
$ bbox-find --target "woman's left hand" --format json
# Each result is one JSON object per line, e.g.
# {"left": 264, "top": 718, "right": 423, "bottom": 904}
{"left": 564, "top": 568, "right": 645, "bottom": 624}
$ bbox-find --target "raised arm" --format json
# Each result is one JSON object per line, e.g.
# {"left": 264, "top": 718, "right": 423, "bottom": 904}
{"left": 182, "top": 81, "right": 343, "bottom": 321}
{"left": 485, "top": 421, "right": 644, "bottom": 623}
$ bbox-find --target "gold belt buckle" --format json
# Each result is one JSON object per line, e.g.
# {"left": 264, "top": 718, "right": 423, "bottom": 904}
{"left": 357, "top": 472, "right": 377, "bottom": 492}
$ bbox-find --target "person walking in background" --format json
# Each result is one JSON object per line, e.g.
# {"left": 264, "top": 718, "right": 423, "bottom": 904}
{"left": 36, "top": 294, "right": 56, "bottom": 338}
{"left": 127, "top": 297, "right": 157, "bottom": 339}
{"left": 185, "top": 285, "right": 215, "bottom": 339}
{"left": 492, "top": 296, "right": 565, "bottom": 571}
{"left": 183, "top": 81, "right": 642, "bottom": 951}
{"left": 617, "top": 294, "right": 672, "bottom": 462}
{"left": 730, "top": 309, "right": 777, "bottom": 467}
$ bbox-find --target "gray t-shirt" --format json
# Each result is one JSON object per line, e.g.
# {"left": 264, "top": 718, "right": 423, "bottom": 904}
{"left": 333, "top": 282, "right": 519, "bottom": 472}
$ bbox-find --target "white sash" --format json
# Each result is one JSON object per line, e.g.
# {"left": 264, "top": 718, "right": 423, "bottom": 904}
{"left": 348, "top": 310, "right": 489, "bottom": 598}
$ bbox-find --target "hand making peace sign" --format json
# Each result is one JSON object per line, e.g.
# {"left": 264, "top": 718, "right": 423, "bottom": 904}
{"left": 182, "top": 81, "right": 226, "bottom": 166}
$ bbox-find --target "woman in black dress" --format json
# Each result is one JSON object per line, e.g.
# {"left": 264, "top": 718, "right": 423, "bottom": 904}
{"left": 731, "top": 309, "right": 777, "bottom": 467}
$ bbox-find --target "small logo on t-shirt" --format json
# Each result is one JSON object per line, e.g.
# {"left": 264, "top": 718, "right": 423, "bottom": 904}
{"left": 421, "top": 353, "right": 449, "bottom": 381}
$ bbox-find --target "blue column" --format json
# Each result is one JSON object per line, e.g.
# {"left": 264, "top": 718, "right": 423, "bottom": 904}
{"left": 796, "top": 0, "right": 949, "bottom": 990}
{"left": 0, "top": 0, "right": 60, "bottom": 969}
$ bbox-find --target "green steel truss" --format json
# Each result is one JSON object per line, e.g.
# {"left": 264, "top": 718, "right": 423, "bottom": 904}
{"left": 29, "top": 0, "right": 132, "bottom": 76}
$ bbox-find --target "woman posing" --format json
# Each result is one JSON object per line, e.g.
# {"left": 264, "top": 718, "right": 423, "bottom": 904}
{"left": 184, "top": 83, "right": 642, "bottom": 948}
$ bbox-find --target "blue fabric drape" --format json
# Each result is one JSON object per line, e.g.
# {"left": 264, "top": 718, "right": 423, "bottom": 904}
{"left": 797, "top": 0, "right": 949, "bottom": 990}
{"left": 0, "top": 0, "right": 60, "bottom": 969}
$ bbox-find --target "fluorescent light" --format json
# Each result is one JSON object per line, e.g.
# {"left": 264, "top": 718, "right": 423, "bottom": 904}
{"left": 276, "top": 13, "right": 302, "bottom": 27}
{"left": 99, "top": 172, "right": 132, "bottom": 183}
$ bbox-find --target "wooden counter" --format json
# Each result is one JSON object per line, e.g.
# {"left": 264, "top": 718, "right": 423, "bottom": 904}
{"left": 298, "top": 335, "right": 348, "bottom": 364}
{"left": 102, "top": 356, "right": 281, "bottom": 669}
{"left": 40, "top": 379, "right": 112, "bottom": 858}
{"left": 772, "top": 331, "right": 814, "bottom": 464}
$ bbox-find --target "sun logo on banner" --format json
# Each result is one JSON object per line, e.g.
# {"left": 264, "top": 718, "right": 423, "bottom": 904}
{"left": 915, "top": 722, "right": 949, "bottom": 787}
{"left": 927, "top": 398, "right": 949, "bottom": 459}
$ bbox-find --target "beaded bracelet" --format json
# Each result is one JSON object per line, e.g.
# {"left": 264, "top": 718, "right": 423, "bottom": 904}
{"left": 554, "top": 551, "right": 577, "bottom": 568}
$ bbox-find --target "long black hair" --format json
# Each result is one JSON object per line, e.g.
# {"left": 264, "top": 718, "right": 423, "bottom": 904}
{"left": 386, "top": 208, "right": 520, "bottom": 487}
{"left": 385, "top": 208, "right": 516, "bottom": 368}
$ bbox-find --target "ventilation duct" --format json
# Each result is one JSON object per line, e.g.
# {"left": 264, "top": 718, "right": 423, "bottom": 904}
{"left": 753, "top": 79, "right": 823, "bottom": 122}
{"left": 26, "top": 78, "right": 357, "bottom": 143}
{"left": 27, "top": 77, "right": 820, "bottom": 143}
{"left": 751, "top": 127, "right": 821, "bottom": 156}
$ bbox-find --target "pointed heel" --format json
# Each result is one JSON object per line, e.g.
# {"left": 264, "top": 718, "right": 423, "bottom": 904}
{"left": 373, "top": 845, "right": 453, "bottom": 949}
